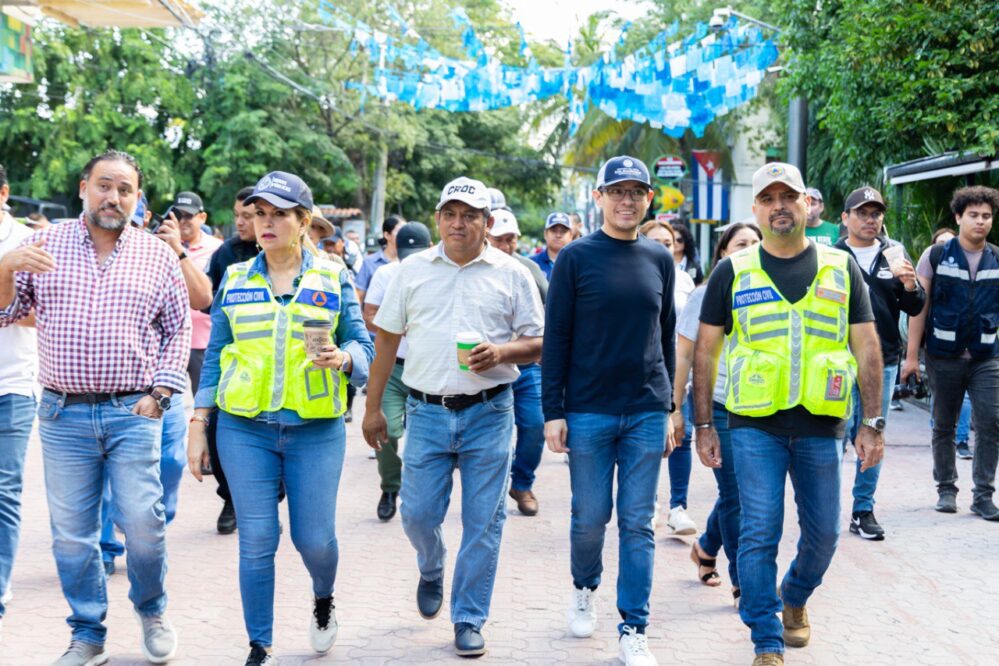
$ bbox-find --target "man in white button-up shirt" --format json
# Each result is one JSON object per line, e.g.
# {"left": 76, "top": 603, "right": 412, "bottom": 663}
{"left": 363, "top": 177, "right": 543, "bottom": 658}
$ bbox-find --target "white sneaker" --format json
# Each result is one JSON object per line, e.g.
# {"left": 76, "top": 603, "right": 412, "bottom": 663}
{"left": 1, "top": 586, "right": 11, "bottom": 605}
{"left": 367, "top": 448, "right": 378, "bottom": 459}
{"left": 568, "top": 586, "right": 597, "bottom": 638}
{"left": 666, "top": 506, "right": 696, "bottom": 535}
{"left": 309, "top": 595, "right": 338, "bottom": 653}
{"left": 618, "top": 626, "right": 657, "bottom": 665}
{"left": 135, "top": 612, "right": 177, "bottom": 664}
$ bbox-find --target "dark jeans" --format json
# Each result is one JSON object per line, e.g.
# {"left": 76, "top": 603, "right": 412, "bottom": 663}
{"left": 206, "top": 409, "right": 231, "bottom": 502}
{"left": 188, "top": 348, "right": 205, "bottom": 398}
{"left": 926, "top": 354, "right": 999, "bottom": 504}
{"left": 698, "top": 402, "right": 740, "bottom": 588}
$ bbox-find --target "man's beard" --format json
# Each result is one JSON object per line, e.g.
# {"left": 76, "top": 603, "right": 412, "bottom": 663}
{"left": 769, "top": 211, "right": 800, "bottom": 236}
{"left": 86, "top": 204, "right": 128, "bottom": 231}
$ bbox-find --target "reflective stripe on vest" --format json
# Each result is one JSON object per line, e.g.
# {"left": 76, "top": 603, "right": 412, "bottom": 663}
{"left": 216, "top": 258, "right": 348, "bottom": 419}
{"left": 927, "top": 238, "right": 999, "bottom": 360}
{"left": 724, "top": 243, "right": 857, "bottom": 419}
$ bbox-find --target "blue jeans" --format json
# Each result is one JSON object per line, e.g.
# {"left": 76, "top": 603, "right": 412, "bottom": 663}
{"left": 0, "top": 393, "right": 35, "bottom": 617}
{"left": 217, "top": 411, "right": 346, "bottom": 648}
{"left": 37, "top": 391, "right": 168, "bottom": 646}
{"left": 510, "top": 364, "right": 545, "bottom": 492}
{"left": 101, "top": 394, "right": 186, "bottom": 563}
{"left": 732, "top": 428, "right": 841, "bottom": 655}
{"left": 845, "top": 365, "right": 896, "bottom": 513}
{"left": 400, "top": 388, "right": 514, "bottom": 629}
{"left": 697, "top": 403, "right": 740, "bottom": 588}
{"left": 668, "top": 401, "right": 694, "bottom": 508}
{"left": 567, "top": 410, "right": 667, "bottom": 632}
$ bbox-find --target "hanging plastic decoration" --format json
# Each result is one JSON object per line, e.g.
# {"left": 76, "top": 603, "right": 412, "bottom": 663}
{"left": 316, "top": 2, "right": 778, "bottom": 138}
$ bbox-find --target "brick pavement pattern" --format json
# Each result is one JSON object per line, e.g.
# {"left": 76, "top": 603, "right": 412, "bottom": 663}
{"left": 2, "top": 400, "right": 998, "bottom": 665}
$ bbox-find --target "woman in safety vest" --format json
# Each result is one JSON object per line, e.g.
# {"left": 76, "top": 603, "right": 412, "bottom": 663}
{"left": 187, "top": 171, "right": 374, "bottom": 666}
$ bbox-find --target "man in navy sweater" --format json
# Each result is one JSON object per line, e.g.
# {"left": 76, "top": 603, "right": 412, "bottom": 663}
{"left": 542, "top": 156, "right": 676, "bottom": 666}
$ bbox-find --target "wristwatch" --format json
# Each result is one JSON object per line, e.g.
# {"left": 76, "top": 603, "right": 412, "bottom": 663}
{"left": 149, "top": 389, "right": 172, "bottom": 411}
{"left": 861, "top": 416, "right": 886, "bottom": 432}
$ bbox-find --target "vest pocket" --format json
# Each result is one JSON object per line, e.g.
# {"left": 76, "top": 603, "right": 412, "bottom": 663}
{"left": 801, "top": 350, "right": 856, "bottom": 418}
{"left": 929, "top": 312, "right": 961, "bottom": 355}
{"left": 727, "top": 350, "right": 783, "bottom": 416}
{"left": 217, "top": 353, "right": 263, "bottom": 416}
{"left": 974, "top": 314, "right": 999, "bottom": 354}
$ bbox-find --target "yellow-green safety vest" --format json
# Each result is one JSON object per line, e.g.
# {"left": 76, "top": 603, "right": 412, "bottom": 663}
{"left": 724, "top": 243, "right": 857, "bottom": 419}
{"left": 216, "top": 259, "right": 348, "bottom": 419}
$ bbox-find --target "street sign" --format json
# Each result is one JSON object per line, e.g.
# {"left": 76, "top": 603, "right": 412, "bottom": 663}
{"left": 653, "top": 156, "right": 686, "bottom": 182}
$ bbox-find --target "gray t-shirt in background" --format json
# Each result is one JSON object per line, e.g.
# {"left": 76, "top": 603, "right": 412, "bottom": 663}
{"left": 677, "top": 285, "right": 728, "bottom": 405}
{"left": 917, "top": 244, "right": 984, "bottom": 280}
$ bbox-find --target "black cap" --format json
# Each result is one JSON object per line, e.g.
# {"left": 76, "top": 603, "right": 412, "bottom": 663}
{"left": 172, "top": 191, "right": 204, "bottom": 215}
{"left": 844, "top": 186, "right": 886, "bottom": 212}
{"left": 396, "top": 222, "right": 432, "bottom": 260}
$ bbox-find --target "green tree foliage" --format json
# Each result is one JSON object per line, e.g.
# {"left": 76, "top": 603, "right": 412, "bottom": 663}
{"left": 773, "top": 0, "right": 999, "bottom": 194}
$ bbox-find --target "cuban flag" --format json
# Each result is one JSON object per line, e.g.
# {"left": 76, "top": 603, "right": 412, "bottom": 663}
{"left": 691, "top": 150, "right": 729, "bottom": 221}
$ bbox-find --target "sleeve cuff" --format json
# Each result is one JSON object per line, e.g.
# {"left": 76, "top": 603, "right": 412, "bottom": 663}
{"left": 194, "top": 387, "right": 218, "bottom": 410}
{"left": 341, "top": 340, "right": 369, "bottom": 387}
{"left": 152, "top": 370, "right": 188, "bottom": 395}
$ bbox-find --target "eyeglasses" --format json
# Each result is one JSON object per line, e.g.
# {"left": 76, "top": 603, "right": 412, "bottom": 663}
{"left": 600, "top": 187, "right": 649, "bottom": 201}
{"left": 853, "top": 208, "right": 885, "bottom": 221}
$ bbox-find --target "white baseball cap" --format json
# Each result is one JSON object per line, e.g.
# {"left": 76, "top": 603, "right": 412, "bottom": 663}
{"left": 488, "top": 209, "right": 520, "bottom": 237}
{"left": 436, "top": 177, "right": 491, "bottom": 212}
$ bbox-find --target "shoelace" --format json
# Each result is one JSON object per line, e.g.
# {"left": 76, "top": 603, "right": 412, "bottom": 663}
{"left": 142, "top": 615, "right": 168, "bottom": 633}
{"left": 788, "top": 606, "right": 807, "bottom": 625}
{"left": 620, "top": 626, "right": 650, "bottom": 655}
{"left": 574, "top": 589, "right": 592, "bottom": 611}
{"left": 759, "top": 654, "right": 782, "bottom": 665}
{"left": 314, "top": 596, "right": 334, "bottom": 630}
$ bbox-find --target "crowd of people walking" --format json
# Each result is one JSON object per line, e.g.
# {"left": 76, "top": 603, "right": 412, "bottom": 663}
{"left": 0, "top": 150, "right": 996, "bottom": 666}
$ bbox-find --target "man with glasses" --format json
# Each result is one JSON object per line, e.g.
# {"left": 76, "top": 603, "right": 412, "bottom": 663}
{"left": 543, "top": 156, "right": 677, "bottom": 665}
{"left": 835, "top": 186, "right": 925, "bottom": 540}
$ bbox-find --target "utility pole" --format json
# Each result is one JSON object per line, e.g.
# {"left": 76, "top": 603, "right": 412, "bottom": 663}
{"left": 369, "top": 145, "right": 387, "bottom": 238}
{"left": 787, "top": 97, "right": 808, "bottom": 175}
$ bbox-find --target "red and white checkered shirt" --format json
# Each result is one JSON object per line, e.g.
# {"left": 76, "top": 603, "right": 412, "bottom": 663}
{"left": 0, "top": 216, "right": 191, "bottom": 394}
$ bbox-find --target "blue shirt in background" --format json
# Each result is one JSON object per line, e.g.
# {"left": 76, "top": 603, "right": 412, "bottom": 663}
{"left": 530, "top": 249, "right": 556, "bottom": 280}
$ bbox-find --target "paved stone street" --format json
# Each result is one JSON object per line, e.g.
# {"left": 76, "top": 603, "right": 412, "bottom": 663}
{"left": 2, "top": 398, "right": 997, "bottom": 665}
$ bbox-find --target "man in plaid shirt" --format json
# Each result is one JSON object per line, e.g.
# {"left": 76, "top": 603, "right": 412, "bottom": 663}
{"left": 0, "top": 150, "right": 190, "bottom": 666}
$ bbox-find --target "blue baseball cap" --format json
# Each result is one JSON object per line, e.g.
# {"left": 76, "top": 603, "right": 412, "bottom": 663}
{"left": 131, "top": 194, "right": 148, "bottom": 227}
{"left": 245, "top": 171, "right": 314, "bottom": 210}
{"left": 545, "top": 212, "right": 572, "bottom": 230}
{"left": 596, "top": 156, "right": 652, "bottom": 190}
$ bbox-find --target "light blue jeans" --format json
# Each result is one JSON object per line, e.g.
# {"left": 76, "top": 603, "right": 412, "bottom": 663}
{"left": 101, "top": 394, "right": 185, "bottom": 564}
{"left": 733, "top": 428, "right": 841, "bottom": 655}
{"left": 37, "top": 390, "right": 168, "bottom": 646}
{"left": 567, "top": 410, "right": 667, "bottom": 633}
{"left": 217, "top": 411, "right": 346, "bottom": 648}
{"left": 0, "top": 393, "right": 35, "bottom": 617}
{"left": 845, "top": 364, "right": 896, "bottom": 513}
{"left": 400, "top": 388, "right": 514, "bottom": 629}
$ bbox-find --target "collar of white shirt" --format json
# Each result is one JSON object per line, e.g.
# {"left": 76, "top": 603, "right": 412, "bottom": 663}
{"left": 429, "top": 242, "right": 506, "bottom": 268}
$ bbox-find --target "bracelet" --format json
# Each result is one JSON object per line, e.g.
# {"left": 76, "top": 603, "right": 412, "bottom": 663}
{"left": 694, "top": 422, "right": 714, "bottom": 430}
{"left": 189, "top": 414, "right": 209, "bottom": 425}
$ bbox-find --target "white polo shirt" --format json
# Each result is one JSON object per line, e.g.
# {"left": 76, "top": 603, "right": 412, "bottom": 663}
{"left": 374, "top": 243, "right": 544, "bottom": 395}
{"left": 0, "top": 214, "right": 38, "bottom": 398}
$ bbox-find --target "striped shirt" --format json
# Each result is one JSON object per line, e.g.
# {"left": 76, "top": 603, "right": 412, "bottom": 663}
{"left": 374, "top": 243, "right": 544, "bottom": 395}
{"left": 0, "top": 217, "right": 191, "bottom": 393}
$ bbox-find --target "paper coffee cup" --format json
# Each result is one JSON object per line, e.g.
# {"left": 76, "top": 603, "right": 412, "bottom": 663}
{"left": 456, "top": 331, "right": 484, "bottom": 371}
{"left": 883, "top": 245, "right": 906, "bottom": 272}
{"left": 303, "top": 319, "right": 333, "bottom": 361}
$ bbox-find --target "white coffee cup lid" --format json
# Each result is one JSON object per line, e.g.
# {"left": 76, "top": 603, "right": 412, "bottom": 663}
{"left": 456, "top": 331, "right": 483, "bottom": 344}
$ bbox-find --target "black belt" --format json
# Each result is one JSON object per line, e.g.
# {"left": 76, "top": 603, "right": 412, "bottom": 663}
{"left": 395, "top": 357, "right": 405, "bottom": 367}
{"left": 44, "top": 388, "right": 147, "bottom": 406}
{"left": 409, "top": 384, "right": 509, "bottom": 411}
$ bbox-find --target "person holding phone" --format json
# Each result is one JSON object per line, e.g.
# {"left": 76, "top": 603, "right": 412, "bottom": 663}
{"left": 187, "top": 171, "right": 373, "bottom": 666}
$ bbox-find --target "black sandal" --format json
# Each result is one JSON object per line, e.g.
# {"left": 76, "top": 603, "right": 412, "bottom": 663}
{"left": 690, "top": 543, "right": 722, "bottom": 587}
{"left": 733, "top": 587, "right": 741, "bottom": 609}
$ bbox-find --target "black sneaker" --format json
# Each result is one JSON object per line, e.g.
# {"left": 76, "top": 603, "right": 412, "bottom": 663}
{"left": 850, "top": 511, "right": 885, "bottom": 540}
{"left": 245, "top": 644, "right": 274, "bottom": 665}
{"left": 217, "top": 500, "right": 237, "bottom": 535}
{"left": 956, "top": 441, "right": 973, "bottom": 460}
{"left": 970, "top": 499, "right": 999, "bottom": 521}
{"left": 377, "top": 492, "right": 398, "bottom": 522}
{"left": 344, "top": 408, "right": 353, "bottom": 423}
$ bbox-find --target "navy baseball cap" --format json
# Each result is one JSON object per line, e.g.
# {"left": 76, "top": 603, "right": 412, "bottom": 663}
{"left": 245, "top": 171, "right": 314, "bottom": 210}
{"left": 321, "top": 227, "right": 345, "bottom": 244}
{"left": 596, "top": 156, "right": 652, "bottom": 190}
{"left": 545, "top": 212, "right": 572, "bottom": 230}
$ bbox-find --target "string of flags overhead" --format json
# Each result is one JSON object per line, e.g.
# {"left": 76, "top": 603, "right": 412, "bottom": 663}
{"left": 316, "top": 2, "right": 779, "bottom": 138}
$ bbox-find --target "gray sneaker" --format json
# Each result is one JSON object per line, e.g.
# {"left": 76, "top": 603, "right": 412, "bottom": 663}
{"left": 52, "top": 640, "right": 109, "bottom": 666}
{"left": 135, "top": 612, "right": 178, "bottom": 663}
